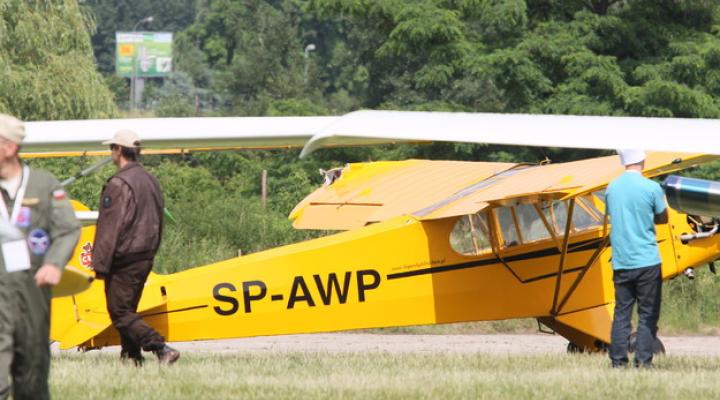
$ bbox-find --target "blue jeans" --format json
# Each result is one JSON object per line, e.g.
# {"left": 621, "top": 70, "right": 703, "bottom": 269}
{"left": 609, "top": 265, "right": 662, "bottom": 367}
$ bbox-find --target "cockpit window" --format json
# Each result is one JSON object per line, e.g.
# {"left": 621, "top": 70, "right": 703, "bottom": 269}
{"left": 495, "top": 197, "right": 604, "bottom": 249}
{"left": 496, "top": 207, "right": 520, "bottom": 247}
{"left": 515, "top": 203, "right": 553, "bottom": 242}
{"left": 450, "top": 212, "right": 492, "bottom": 256}
{"left": 574, "top": 196, "right": 603, "bottom": 230}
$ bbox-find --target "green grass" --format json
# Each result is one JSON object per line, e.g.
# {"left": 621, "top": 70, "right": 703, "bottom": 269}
{"left": 51, "top": 351, "right": 720, "bottom": 399}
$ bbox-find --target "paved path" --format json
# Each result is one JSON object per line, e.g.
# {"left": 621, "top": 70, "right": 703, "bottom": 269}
{"left": 56, "top": 334, "right": 720, "bottom": 356}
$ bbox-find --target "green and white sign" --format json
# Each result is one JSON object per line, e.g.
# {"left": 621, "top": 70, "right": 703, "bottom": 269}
{"left": 116, "top": 32, "right": 173, "bottom": 78}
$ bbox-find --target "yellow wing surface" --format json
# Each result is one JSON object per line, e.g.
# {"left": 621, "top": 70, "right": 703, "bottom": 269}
{"left": 291, "top": 152, "right": 716, "bottom": 230}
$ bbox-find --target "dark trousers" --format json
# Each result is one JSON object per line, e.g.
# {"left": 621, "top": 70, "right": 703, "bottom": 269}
{"left": 609, "top": 265, "right": 662, "bottom": 367}
{"left": 0, "top": 275, "right": 51, "bottom": 400}
{"left": 105, "top": 260, "right": 165, "bottom": 358}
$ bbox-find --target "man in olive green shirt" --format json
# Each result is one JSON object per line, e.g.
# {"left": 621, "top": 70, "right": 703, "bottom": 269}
{"left": 0, "top": 114, "right": 81, "bottom": 400}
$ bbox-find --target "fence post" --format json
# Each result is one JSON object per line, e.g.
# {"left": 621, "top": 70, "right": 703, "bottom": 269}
{"left": 261, "top": 169, "right": 267, "bottom": 208}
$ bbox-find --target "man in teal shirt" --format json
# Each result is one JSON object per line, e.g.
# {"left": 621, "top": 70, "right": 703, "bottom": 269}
{"left": 606, "top": 149, "right": 668, "bottom": 368}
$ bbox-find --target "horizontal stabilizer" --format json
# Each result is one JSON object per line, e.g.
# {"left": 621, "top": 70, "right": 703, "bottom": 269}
{"left": 57, "top": 319, "right": 110, "bottom": 350}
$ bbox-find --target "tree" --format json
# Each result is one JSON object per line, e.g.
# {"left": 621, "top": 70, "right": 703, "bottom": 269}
{"left": 0, "top": 0, "right": 116, "bottom": 120}
{"left": 86, "top": 0, "right": 196, "bottom": 74}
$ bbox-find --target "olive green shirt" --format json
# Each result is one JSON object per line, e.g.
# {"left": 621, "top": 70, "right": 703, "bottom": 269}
{"left": 0, "top": 166, "right": 80, "bottom": 275}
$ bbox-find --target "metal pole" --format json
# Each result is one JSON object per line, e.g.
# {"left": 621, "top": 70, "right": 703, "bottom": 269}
{"left": 130, "top": 17, "right": 153, "bottom": 113}
{"left": 130, "top": 33, "right": 136, "bottom": 112}
{"left": 303, "top": 44, "right": 315, "bottom": 84}
{"left": 261, "top": 170, "right": 268, "bottom": 207}
{"left": 60, "top": 157, "right": 114, "bottom": 187}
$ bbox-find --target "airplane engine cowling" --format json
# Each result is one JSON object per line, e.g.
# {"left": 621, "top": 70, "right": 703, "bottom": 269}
{"left": 663, "top": 175, "right": 720, "bottom": 218}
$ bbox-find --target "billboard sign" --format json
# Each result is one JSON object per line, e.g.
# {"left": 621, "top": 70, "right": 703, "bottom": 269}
{"left": 116, "top": 31, "right": 173, "bottom": 78}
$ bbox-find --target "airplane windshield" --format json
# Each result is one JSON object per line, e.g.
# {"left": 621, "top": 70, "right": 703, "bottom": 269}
{"left": 496, "top": 196, "right": 604, "bottom": 248}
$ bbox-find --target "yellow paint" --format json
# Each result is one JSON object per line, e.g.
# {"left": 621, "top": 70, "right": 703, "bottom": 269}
{"left": 50, "top": 194, "right": 720, "bottom": 351}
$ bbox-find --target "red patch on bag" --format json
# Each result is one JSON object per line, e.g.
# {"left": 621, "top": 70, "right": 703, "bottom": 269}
{"left": 52, "top": 190, "right": 66, "bottom": 200}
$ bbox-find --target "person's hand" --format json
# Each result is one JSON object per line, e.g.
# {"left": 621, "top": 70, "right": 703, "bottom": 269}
{"left": 35, "top": 264, "right": 62, "bottom": 288}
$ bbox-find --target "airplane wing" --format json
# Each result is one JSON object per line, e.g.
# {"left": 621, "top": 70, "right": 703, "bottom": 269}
{"left": 290, "top": 152, "right": 715, "bottom": 229}
{"left": 22, "top": 116, "right": 336, "bottom": 156}
{"left": 300, "top": 110, "right": 720, "bottom": 157}
{"left": 24, "top": 111, "right": 720, "bottom": 158}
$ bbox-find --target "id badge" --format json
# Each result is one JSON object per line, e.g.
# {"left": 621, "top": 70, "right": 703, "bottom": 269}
{"left": 2, "top": 239, "right": 31, "bottom": 272}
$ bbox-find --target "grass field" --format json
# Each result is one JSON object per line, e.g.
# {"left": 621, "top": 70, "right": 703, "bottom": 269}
{"left": 51, "top": 351, "right": 720, "bottom": 399}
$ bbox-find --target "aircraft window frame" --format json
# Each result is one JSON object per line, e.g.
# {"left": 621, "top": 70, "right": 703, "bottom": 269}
{"left": 532, "top": 203, "right": 561, "bottom": 246}
{"left": 515, "top": 203, "right": 554, "bottom": 243}
{"left": 509, "top": 206, "right": 524, "bottom": 244}
{"left": 495, "top": 207, "right": 521, "bottom": 248}
{"left": 572, "top": 196, "right": 602, "bottom": 231}
{"left": 576, "top": 196, "right": 602, "bottom": 222}
{"left": 591, "top": 190, "right": 607, "bottom": 213}
{"left": 449, "top": 212, "right": 493, "bottom": 256}
{"left": 494, "top": 196, "right": 606, "bottom": 252}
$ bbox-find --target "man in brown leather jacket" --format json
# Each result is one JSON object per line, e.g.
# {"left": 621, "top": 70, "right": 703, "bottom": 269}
{"left": 92, "top": 129, "right": 179, "bottom": 365}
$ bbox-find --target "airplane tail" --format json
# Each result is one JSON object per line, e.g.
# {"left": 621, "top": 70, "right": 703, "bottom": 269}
{"left": 51, "top": 271, "right": 168, "bottom": 350}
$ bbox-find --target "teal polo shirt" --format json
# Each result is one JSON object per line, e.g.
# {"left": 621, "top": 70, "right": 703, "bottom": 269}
{"left": 605, "top": 171, "right": 666, "bottom": 270}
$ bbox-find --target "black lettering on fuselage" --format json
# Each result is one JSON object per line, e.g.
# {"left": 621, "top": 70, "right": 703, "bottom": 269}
{"left": 313, "top": 272, "right": 352, "bottom": 305}
{"left": 357, "top": 269, "right": 381, "bottom": 302}
{"left": 287, "top": 276, "right": 316, "bottom": 309}
{"left": 213, "top": 283, "right": 239, "bottom": 316}
{"left": 212, "top": 269, "right": 382, "bottom": 315}
{"left": 243, "top": 280, "right": 267, "bottom": 313}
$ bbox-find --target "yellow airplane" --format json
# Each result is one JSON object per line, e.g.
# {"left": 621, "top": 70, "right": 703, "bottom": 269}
{"left": 19, "top": 111, "right": 720, "bottom": 352}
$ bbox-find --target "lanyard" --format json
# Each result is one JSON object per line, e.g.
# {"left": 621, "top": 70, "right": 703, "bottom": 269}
{"left": 0, "top": 166, "right": 29, "bottom": 225}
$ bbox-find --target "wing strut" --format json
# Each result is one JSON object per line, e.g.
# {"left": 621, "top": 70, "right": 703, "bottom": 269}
{"left": 551, "top": 199, "right": 575, "bottom": 315}
{"left": 555, "top": 236, "right": 611, "bottom": 315}
{"left": 553, "top": 213, "right": 611, "bottom": 315}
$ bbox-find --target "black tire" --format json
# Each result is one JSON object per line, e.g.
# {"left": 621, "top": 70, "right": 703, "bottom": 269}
{"left": 628, "top": 332, "right": 665, "bottom": 355}
{"left": 567, "top": 342, "right": 584, "bottom": 353}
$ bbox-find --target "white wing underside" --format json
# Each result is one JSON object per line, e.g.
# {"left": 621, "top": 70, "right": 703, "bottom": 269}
{"left": 22, "top": 110, "right": 720, "bottom": 156}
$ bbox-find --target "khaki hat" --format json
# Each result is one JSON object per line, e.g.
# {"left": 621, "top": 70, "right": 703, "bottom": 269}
{"left": 617, "top": 149, "right": 646, "bottom": 166}
{"left": 0, "top": 114, "right": 25, "bottom": 144}
{"left": 103, "top": 129, "right": 141, "bottom": 148}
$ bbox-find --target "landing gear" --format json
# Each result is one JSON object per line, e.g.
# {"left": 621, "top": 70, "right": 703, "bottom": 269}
{"left": 628, "top": 332, "right": 666, "bottom": 355}
{"left": 567, "top": 342, "right": 584, "bottom": 353}
{"left": 566, "top": 340, "right": 608, "bottom": 353}
{"left": 568, "top": 334, "right": 665, "bottom": 355}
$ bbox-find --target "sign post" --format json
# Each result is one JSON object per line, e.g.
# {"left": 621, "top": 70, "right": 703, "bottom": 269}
{"left": 116, "top": 31, "right": 173, "bottom": 110}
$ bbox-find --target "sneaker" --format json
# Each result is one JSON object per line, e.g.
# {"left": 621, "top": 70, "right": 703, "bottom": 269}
{"left": 154, "top": 345, "right": 180, "bottom": 365}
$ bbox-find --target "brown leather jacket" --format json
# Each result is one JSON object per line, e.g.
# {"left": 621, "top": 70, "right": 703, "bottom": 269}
{"left": 92, "top": 162, "right": 164, "bottom": 275}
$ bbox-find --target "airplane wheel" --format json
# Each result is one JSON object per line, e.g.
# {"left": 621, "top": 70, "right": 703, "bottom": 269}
{"left": 628, "top": 332, "right": 666, "bottom": 355}
{"left": 567, "top": 342, "right": 585, "bottom": 353}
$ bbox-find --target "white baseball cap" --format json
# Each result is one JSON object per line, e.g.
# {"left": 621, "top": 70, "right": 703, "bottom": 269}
{"left": 0, "top": 114, "right": 25, "bottom": 144}
{"left": 617, "top": 149, "right": 646, "bottom": 166}
{"left": 103, "top": 129, "right": 141, "bottom": 148}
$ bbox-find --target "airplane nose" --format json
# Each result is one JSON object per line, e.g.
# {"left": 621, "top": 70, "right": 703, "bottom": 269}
{"left": 663, "top": 175, "right": 720, "bottom": 217}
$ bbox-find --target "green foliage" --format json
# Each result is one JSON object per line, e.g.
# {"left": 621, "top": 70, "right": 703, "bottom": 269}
{"left": 86, "top": 0, "right": 196, "bottom": 74}
{"left": 0, "top": 0, "right": 116, "bottom": 120}
{"left": 152, "top": 72, "right": 198, "bottom": 117}
{"left": 662, "top": 267, "right": 720, "bottom": 334}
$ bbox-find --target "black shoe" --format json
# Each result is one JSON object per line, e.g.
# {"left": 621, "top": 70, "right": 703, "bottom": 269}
{"left": 154, "top": 345, "right": 180, "bottom": 365}
{"left": 611, "top": 362, "right": 628, "bottom": 369}
{"left": 120, "top": 350, "right": 144, "bottom": 367}
{"left": 635, "top": 362, "right": 655, "bottom": 369}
